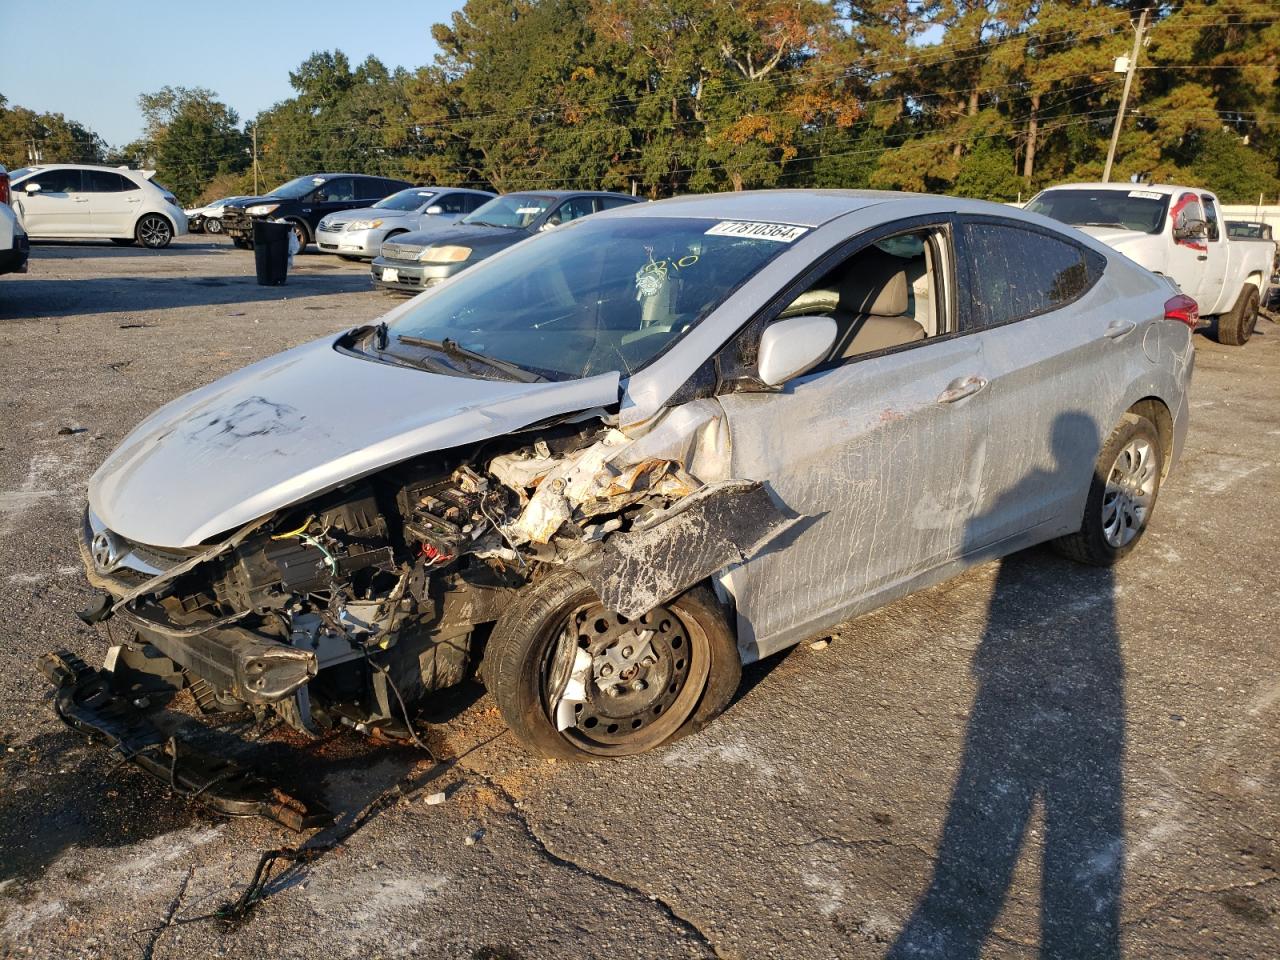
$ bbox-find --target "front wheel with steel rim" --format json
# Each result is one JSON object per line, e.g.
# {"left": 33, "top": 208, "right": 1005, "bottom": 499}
{"left": 1054, "top": 412, "right": 1163, "bottom": 566}
{"left": 205, "top": 217, "right": 222, "bottom": 234}
{"left": 135, "top": 214, "right": 173, "bottom": 249}
{"left": 485, "top": 570, "right": 741, "bottom": 760}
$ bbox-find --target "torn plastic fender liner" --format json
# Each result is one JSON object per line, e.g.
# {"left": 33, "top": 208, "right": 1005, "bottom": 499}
{"left": 578, "top": 479, "right": 799, "bottom": 620}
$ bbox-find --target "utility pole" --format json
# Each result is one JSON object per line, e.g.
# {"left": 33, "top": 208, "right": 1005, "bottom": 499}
{"left": 1103, "top": 7, "right": 1149, "bottom": 183}
{"left": 251, "top": 124, "right": 259, "bottom": 196}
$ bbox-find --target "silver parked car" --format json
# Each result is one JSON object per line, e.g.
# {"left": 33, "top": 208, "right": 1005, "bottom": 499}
{"left": 50, "top": 190, "right": 1194, "bottom": 812}
{"left": 314, "top": 186, "right": 494, "bottom": 260}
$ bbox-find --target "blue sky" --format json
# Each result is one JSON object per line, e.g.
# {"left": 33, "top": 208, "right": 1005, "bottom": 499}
{"left": 0, "top": 0, "right": 465, "bottom": 147}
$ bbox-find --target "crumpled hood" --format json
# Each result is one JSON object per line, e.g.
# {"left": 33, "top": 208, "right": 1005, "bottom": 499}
{"left": 1075, "top": 226, "right": 1162, "bottom": 273}
{"left": 89, "top": 337, "right": 620, "bottom": 548}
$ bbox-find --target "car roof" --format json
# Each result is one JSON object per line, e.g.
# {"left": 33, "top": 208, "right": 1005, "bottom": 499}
{"left": 497, "top": 189, "right": 638, "bottom": 200}
{"left": 1037, "top": 182, "right": 1205, "bottom": 197}
{"left": 603, "top": 189, "right": 920, "bottom": 228}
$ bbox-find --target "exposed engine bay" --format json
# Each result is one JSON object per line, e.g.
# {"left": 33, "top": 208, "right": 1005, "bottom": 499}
{"left": 77, "top": 404, "right": 793, "bottom": 745}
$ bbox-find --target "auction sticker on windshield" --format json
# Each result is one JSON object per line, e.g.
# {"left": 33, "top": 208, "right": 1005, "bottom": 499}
{"left": 705, "top": 221, "right": 809, "bottom": 243}
{"left": 1128, "top": 190, "right": 1163, "bottom": 200}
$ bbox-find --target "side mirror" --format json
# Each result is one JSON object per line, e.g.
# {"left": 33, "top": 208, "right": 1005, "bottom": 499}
{"left": 1174, "top": 218, "right": 1205, "bottom": 242}
{"left": 23, "top": 182, "right": 41, "bottom": 194}
{"left": 424, "top": 205, "right": 443, "bottom": 215}
{"left": 757, "top": 315, "right": 837, "bottom": 387}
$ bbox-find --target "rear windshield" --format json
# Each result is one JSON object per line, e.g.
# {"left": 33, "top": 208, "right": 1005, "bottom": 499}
{"left": 1026, "top": 189, "right": 1171, "bottom": 234}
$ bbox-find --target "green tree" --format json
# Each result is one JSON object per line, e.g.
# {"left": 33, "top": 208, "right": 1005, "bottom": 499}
{"left": 136, "top": 86, "right": 249, "bottom": 203}
{"left": 0, "top": 95, "right": 105, "bottom": 169}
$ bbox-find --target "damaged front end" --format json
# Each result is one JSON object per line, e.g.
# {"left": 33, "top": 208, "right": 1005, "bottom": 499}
{"left": 47, "top": 399, "right": 793, "bottom": 814}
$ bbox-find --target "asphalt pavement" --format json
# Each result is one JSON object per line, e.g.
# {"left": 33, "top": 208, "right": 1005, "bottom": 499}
{"left": 0, "top": 237, "right": 1276, "bottom": 958}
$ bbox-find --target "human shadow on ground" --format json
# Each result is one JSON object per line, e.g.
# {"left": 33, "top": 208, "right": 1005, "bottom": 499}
{"left": 889, "top": 411, "right": 1126, "bottom": 959}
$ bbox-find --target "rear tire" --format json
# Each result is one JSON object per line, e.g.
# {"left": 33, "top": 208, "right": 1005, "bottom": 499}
{"left": 485, "top": 570, "right": 741, "bottom": 760}
{"left": 1053, "top": 413, "right": 1162, "bottom": 566}
{"left": 135, "top": 214, "right": 173, "bottom": 249}
{"left": 1216, "top": 284, "right": 1259, "bottom": 346}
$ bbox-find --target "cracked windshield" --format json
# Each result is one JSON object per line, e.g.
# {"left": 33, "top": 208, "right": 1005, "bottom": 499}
{"left": 385, "top": 217, "right": 799, "bottom": 379}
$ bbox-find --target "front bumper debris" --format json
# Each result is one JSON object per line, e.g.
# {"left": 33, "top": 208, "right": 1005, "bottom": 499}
{"left": 37, "top": 650, "right": 331, "bottom": 831}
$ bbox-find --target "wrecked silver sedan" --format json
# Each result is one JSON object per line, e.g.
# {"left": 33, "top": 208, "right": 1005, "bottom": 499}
{"left": 50, "top": 190, "right": 1194, "bottom": 792}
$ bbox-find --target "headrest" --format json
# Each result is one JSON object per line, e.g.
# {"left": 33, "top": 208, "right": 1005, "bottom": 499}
{"left": 835, "top": 249, "right": 909, "bottom": 317}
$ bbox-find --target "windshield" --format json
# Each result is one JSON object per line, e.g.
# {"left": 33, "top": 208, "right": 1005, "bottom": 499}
{"left": 383, "top": 216, "right": 798, "bottom": 380}
{"left": 1026, "top": 188, "right": 1170, "bottom": 234}
{"left": 374, "top": 188, "right": 436, "bottom": 212}
{"left": 462, "top": 194, "right": 554, "bottom": 228}
{"left": 269, "top": 175, "right": 328, "bottom": 200}
{"left": 9, "top": 167, "right": 36, "bottom": 181}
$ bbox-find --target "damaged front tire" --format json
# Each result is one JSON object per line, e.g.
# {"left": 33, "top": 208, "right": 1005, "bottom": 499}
{"left": 486, "top": 571, "right": 740, "bottom": 760}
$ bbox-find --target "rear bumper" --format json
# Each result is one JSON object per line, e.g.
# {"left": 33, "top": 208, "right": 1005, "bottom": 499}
{"left": 0, "top": 233, "right": 29, "bottom": 274}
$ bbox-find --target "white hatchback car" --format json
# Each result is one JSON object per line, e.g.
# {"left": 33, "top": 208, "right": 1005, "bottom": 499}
{"left": 8, "top": 164, "right": 188, "bottom": 248}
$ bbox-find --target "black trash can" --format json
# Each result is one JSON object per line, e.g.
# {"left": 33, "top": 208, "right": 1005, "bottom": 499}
{"left": 253, "top": 219, "right": 291, "bottom": 285}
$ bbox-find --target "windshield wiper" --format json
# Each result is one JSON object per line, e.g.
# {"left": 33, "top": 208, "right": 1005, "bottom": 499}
{"left": 465, "top": 220, "right": 512, "bottom": 228}
{"left": 396, "top": 335, "right": 546, "bottom": 383}
{"left": 1078, "top": 221, "right": 1128, "bottom": 229}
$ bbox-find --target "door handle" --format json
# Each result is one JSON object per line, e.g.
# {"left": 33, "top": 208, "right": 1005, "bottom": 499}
{"left": 73, "top": 197, "right": 90, "bottom": 203}
{"left": 1103, "top": 319, "right": 1137, "bottom": 340}
{"left": 937, "top": 375, "right": 989, "bottom": 404}
{"left": 1196, "top": 254, "right": 1208, "bottom": 261}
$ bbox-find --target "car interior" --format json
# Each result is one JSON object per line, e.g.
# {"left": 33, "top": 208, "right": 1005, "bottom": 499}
{"left": 781, "top": 229, "right": 944, "bottom": 363}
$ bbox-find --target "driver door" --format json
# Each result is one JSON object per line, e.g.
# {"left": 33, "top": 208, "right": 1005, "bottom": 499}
{"left": 1167, "top": 191, "right": 1209, "bottom": 306}
{"left": 16, "top": 169, "right": 91, "bottom": 237}
{"left": 717, "top": 221, "right": 993, "bottom": 661}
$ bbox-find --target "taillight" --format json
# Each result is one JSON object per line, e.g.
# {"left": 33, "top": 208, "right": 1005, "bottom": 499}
{"left": 1164, "top": 293, "right": 1199, "bottom": 328}
{"left": 0, "top": 173, "right": 9, "bottom": 206}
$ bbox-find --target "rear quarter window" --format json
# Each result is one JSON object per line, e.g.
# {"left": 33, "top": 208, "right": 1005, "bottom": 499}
{"left": 961, "top": 220, "right": 1105, "bottom": 329}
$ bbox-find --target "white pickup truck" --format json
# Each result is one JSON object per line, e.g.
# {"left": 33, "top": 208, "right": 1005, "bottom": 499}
{"left": 1026, "top": 183, "right": 1276, "bottom": 345}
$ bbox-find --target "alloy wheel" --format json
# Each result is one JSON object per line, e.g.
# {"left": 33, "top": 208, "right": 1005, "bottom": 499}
{"left": 138, "top": 215, "right": 172, "bottom": 249}
{"left": 1102, "top": 436, "right": 1157, "bottom": 547}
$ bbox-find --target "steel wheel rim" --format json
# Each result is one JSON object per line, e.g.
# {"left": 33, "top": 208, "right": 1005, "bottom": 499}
{"left": 139, "top": 216, "right": 170, "bottom": 247}
{"left": 207, "top": 218, "right": 221, "bottom": 234}
{"left": 1102, "top": 436, "right": 1157, "bottom": 547}
{"left": 543, "top": 601, "right": 709, "bottom": 756}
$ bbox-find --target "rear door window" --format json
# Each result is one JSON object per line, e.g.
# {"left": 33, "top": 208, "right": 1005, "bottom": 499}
{"left": 961, "top": 220, "right": 1103, "bottom": 328}
{"left": 84, "top": 171, "right": 136, "bottom": 192}
{"left": 356, "top": 178, "right": 387, "bottom": 201}
{"left": 598, "top": 196, "right": 637, "bottom": 211}
{"left": 435, "top": 193, "right": 470, "bottom": 214}
{"left": 1200, "top": 195, "right": 1221, "bottom": 241}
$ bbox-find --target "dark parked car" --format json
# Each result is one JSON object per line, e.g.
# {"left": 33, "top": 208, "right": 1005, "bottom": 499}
{"left": 221, "top": 174, "right": 413, "bottom": 251}
{"left": 371, "top": 190, "right": 642, "bottom": 293}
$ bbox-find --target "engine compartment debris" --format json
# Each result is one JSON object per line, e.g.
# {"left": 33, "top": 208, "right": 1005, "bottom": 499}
{"left": 50, "top": 400, "right": 797, "bottom": 782}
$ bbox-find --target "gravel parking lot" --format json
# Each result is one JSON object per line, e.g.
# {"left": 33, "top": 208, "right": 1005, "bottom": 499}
{"left": 0, "top": 237, "right": 1276, "bottom": 959}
